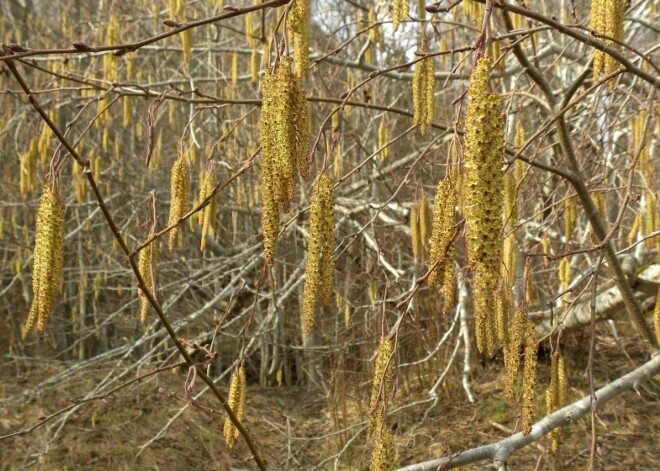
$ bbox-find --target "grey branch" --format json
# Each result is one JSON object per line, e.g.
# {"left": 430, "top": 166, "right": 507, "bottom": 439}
{"left": 396, "top": 354, "right": 660, "bottom": 471}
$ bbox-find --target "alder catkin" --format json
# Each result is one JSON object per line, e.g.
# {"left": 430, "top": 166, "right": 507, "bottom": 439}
{"left": 428, "top": 179, "right": 456, "bottom": 289}
{"left": 25, "top": 185, "right": 66, "bottom": 334}
{"left": 199, "top": 170, "right": 217, "bottom": 252}
{"left": 290, "top": 0, "right": 309, "bottom": 78}
{"left": 654, "top": 288, "right": 660, "bottom": 345}
{"left": 259, "top": 56, "right": 310, "bottom": 265}
{"left": 369, "top": 336, "right": 394, "bottom": 436}
{"left": 137, "top": 241, "right": 155, "bottom": 323}
{"left": 591, "top": 0, "right": 624, "bottom": 83}
{"left": 412, "top": 49, "right": 434, "bottom": 135}
{"left": 302, "top": 173, "right": 335, "bottom": 334}
{"left": 223, "top": 366, "right": 247, "bottom": 449}
{"left": 168, "top": 154, "right": 190, "bottom": 252}
{"left": 463, "top": 56, "right": 505, "bottom": 354}
{"left": 521, "top": 321, "right": 538, "bottom": 436}
{"left": 392, "top": 0, "right": 410, "bottom": 32}
{"left": 504, "top": 306, "right": 526, "bottom": 400}
{"left": 370, "top": 425, "right": 394, "bottom": 471}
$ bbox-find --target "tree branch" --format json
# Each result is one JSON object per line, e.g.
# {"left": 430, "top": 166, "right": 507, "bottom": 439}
{"left": 396, "top": 354, "right": 660, "bottom": 471}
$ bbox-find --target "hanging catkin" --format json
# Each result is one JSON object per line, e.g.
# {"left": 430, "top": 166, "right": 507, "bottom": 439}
{"left": 223, "top": 366, "right": 247, "bottom": 449}
{"left": 167, "top": 154, "right": 190, "bottom": 251}
{"left": 302, "top": 173, "right": 335, "bottom": 334}
{"left": 369, "top": 336, "right": 394, "bottom": 436}
{"left": 428, "top": 178, "right": 457, "bottom": 313}
{"left": 590, "top": 0, "right": 625, "bottom": 82}
{"left": 412, "top": 49, "right": 434, "bottom": 135}
{"left": 199, "top": 169, "right": 217, "bottom": 252}
{"left": 137, "top": 239, "right": 156, "bottom": 323}
{"left": 25, "top": 185, "right": 66, "bottom": 334}
{"left": 290, "top": 0, "right": 309, "bottom": 78}
{"left": 259, "top": 56, "right": 310, "bottom": 265}
{"left": 521, "top": 321, "right": 538, "bottom": 436}
{"left": 392, "top": 0, "right": 410, "bottom": 31}
{"left": 463, "top": 56, "right": 505, "bottom": 355}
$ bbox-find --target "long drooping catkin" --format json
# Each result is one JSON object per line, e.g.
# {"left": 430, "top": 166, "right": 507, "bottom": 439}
{"left": 25, "top": 185, "right": 66, "bottom": 334}
{"left": 591, "top": 0, "right": 625, "bottom": 81}
{"left": 428, "top": 178, "right": 457, "bottom": 314}
{"left": 521, "top": 321, "right": 538, "bottom": 436}
{"left": 138, "top": 240, "right": 156, "bottom": 323}
{"left": 199, "top": 169, "right": 217, "bottom": 252}
{"left": 504, "top": 306, "right": 526, "bottom": 400}
{"left": 302, "top": 173, "right": 335, "bottom": 334}
{"left": 167, "top": 154, "right": 190, "bottom": 252}
{"left": 290, "top": 0, "right": 309, "bottom": 78}
{"left": 412, "top": 49, "right": 434, "bottom": 135}
{"left": 223, "top": 366, "right": 247, "bottom": 449}
{"left": 259, "top": 56, "right": 310, "bottom": 266}
{"left": 370, "top": 424, "right": 394, "bottom": 471}
{"left": 369, "top": 336, "right": 394, "bottom": 436}
{"left": 392, "top": 0, "right": 410, "bottom": 31}
{"left": 463, "top": 56, "right": 505, "bottom": 354}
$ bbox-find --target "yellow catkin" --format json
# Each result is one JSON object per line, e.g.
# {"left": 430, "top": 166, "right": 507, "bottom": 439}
{"left": 168, "top": 154, "right": 190, "bottom": 252}
{"left": 428, "top": 179, "right": 456, "bottom": 289}
{"left": 463, "top": 57, "right": 505, "bottom": 355}
{"left": 542, "top": 233, "right": 552, "bottom": 268}
{"left": 591, "top": 0, "right": 624, "bottom": 83}
{"left": 521, "top": 321, "right": 538, "bottom": 436}
{"left": 419, "top": 194, "right": 431, "bottom": 253}
{"left": 564, "top": 195, "right": 575, "bottom": 242}
{"left": 137, "top": 241, "right": 156, "bottom": 323}
{"left": 496, "top": 284, "right": 511, "bottom": 344}
{"left": 370, "top": 425, "right": 394, "bottom": 471}
{"left": 25, "top": 186, "right": 66, "bottom": 334}
{"left": 369, "top": 336, "right": 394, "bottom": 436}
{"left": 392, "top": 0, "right": 409, "bottom": 31}
{"left": 231, "top": 51, "right": 239, "bottom": 88}
{"left": 302, "top": 173, "right": 334, "bottom": 334}
{"left": 123, "top": 95, "right": 131, "bottom": 129}
{"left": 223, "top": 366, "right": 247, "bottom": 449}
{"left": 504, "top": 306, "right": 526, "bottom": 400}
{"left": 410, "top": 201, "right": 421, "bottom": 262}
{"left": 259, "top": 56, "right": 310, "bottom": 265}
{"left": 654, "top": 289, "right": 660, "bottom": 345}
{"left": 559, "top": 257, "right": 571, "bottom": 296}
{"left": 412, "top": 49, "right": 434, "bottom": 135}
{"left": 290, "top": 0, "right": 309, "bottom": 78}
{"left": 199, "top": 170, "right": 217, "bottom": 251}
{"left": 378, "top": 116, "right": 389, "bottom": 160}
{"left": 547, "top": 353, "right": 567, "bottom": 453}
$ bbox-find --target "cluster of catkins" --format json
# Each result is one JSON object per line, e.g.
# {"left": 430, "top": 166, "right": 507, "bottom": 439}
{"left": 259, "top": 56, "right": 310, "bottom": 266}
{"left": 290, "top": 0, "right": 309, "bottom": 78}
{"left": 462, "top": 56, "right": 505, "bottom": 356}
{"left": 590, "top": 0, "right": 625, "bottom": 81}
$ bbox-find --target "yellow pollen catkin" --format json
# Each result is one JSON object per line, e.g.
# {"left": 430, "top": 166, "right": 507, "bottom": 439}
{"left": 392, "top": 0, "right": 410, "bottom": 32}
{"left": 412, "top": 49, "right": 434, "bottom": 135}
{"left": 302, "top": 173, "right": 335, "bottom": 334}
{"left": 370, "top": 424, "right": 394, "bottom": 471}
{"left": 428, "top": 179, "right": 456, "bottom": 289}
{"left": 591, "top": 0, "right": 624, "bottom": 84}
{"left": 199, "top": 170, "right": 217, "bottom": 252}
{"left": 463, "top": 57, "right": 505, "bottom": 355}
{"left": 521, "top": 321, "right": 538, "bottom": 436}
{"left": 168, "top": 154, "right": 190, "bottom": 252}
{"left": 654, "top": 289, "right": 660, "bottom": 345}
{"left": 137, "top": 240, "right": 156, "bottom": 323}
{"left": 223, "top": 366, "right": 247, "bottom": 449}
{"left": 504, "top": 306, "right": 526, "bottom": 400}
{"left": 259, "top": 56, "right": 310, "bottom": 265}
{"left": 369, "top": 336, "right": 393, "bottom": 436}
{"left": 290, "top": 0, "right": 309, "bottom": 78}
{"left": 25, "top": 185, "right": 66, "bottom": 334}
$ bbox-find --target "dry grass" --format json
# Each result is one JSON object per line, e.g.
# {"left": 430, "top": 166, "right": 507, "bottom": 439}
{"left": 1, "top": 324, "right": 659, "bottom": 470}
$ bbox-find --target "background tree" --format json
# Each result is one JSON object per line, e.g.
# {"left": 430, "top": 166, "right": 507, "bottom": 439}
{"left": 0, "top": 0, "right": 659, "bottom": 470}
